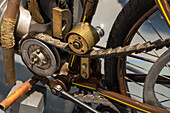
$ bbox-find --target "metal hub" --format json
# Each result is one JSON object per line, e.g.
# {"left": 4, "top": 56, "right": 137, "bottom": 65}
{"left": 30, "top": 49, "right": 48, "bottom": 67}
{"left": 20, "top": 38, "right": 60, "bottom": 76}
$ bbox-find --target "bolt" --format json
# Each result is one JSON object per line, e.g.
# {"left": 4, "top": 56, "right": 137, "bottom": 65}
{"left": 82, "top": 64, "right": 87, "bottom": 69}
{"left": 96, "top": 27, "right": 104, "bottom": 38}
{"left": 82, "top": 72, "right": 87, "bottom": 78}
{"left": 73, "top": 41, "right": 81, "bottom": 49}
{"left": 42, "top": 60, "right": 47, "bottom": 64}
{"left": 31, "top": 57, "right": 38, "bottom": 64}
{"left": 56, "top": 85, "right": 62, "bottom": 91}
{"left": 36, "top": 49, "right": 41, "bottom": 54}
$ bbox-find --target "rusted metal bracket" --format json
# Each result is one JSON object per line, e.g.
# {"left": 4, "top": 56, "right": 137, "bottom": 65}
{"left": 81, "top": 57, "right": 90, "bottom": 79}
{"left": 53, "top": 8, "right": 72, "bottom": 39}
{"left": 28, "top": 0, "right": 45, "bottom": 24}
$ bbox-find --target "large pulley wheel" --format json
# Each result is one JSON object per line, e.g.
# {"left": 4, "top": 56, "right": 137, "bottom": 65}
{"left": 143, "top": 49, "right": 170, "bottom": 109}
{"left": 20, "top": 38, "right": 60, "bottom": 76}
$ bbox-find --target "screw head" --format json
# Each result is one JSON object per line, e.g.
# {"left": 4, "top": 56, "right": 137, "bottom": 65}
{"left": 56, "top": 85, "right": 62, "bottom": 91}
{"left": 82, "top": 64, "right": 87, "bottom": 69}
{"left": 73, "top": 41, "right": 81, "bottom": 49}
{"left": 82, "top": 72, "right": 87, "bottom": 78}
{"left": 36, "top": 49, "right": 41, "bottom": 54}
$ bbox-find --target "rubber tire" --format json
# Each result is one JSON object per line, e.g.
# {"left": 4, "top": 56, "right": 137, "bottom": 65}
{"left": 105, "top": 0, "right": 155, "bottom": 92}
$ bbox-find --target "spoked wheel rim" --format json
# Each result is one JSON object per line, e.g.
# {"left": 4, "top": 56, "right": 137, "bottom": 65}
{"left": 116, "top": 0, "right": 170, "bottom": 111}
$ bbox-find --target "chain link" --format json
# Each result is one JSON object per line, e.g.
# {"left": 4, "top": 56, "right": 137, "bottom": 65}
{"left": 73, "top": 93, "right": 120, "bottom": 112}
{"left": 31, "top": 33, "right": 170, "bottom": 58}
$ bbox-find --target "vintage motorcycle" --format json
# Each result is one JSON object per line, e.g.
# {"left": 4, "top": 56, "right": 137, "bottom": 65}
{"left": 0, "top": 0, "right": 169, "bottom": 112}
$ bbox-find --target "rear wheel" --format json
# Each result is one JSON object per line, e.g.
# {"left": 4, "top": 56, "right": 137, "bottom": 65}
{"left": 105, "top": 0, "right": 170, "bottom": 111}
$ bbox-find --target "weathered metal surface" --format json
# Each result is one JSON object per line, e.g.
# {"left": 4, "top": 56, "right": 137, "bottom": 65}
{"left": 81, "top": 57, "right": 90, "bottom": 79}
{"left": 15, "top": 2, "right": 31, "bottom": 38}
{"left": 74, "top": 94, "right": 120, "bottom": 112}
{"left": 81, "top": 0, "right": 99, "bottom": 23}
{"left": 53, "top": 8, "right": 72, "bottom": 39}
{"left": 72, "top": 81, "right": 170, "bottom": 112}
{"left": 52, "top": 85, "right": 99, "bottom": 113}
{"left": 28, "top": 0, "right": 44, "bottom": 24}
{"left": 20, "top": 38, "right": 60, "bottom": 76}
{"left": 0, "top": 77, "right": 38, "bottom": 110}
{"left": 2, "top": 48, "right": 16, "bottom": 85}
{"left": 0, "top": 0, "right": 20, "bottom": 85}
{"left": 31, "top": 34, "right": 170, "bottom": 59}
{"left": 66, "top": 22, "right": 100, "bottom": 54}
{"left": 96, "top": 86, "right": 169, "bottom": 113}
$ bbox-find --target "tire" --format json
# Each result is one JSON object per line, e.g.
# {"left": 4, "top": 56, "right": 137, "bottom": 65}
{"left": 105, "top": 0, "right": 155, "bottom": 92}
{"left": 105, "top": 0, "right": 169, "bottom": 111}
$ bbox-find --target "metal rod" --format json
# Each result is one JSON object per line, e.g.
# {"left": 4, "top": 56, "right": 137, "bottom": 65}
{"left": 61, "top": 90, "right": 99, "bottom": 113}
{"left": 0, "top": 77, "right": 38, "bottom": 111}
{"left": 154, "top": 0, "right": 170, "bottom": 27}
{"left": 81, "top": 0, "right": 99, "bottom": 23}
{"left": 126, "top": 73, "right": 170, "bottom": 84}
{"left": 52, "top": 85, "right": 99, "bottom": 113}
{"left": 128, "top": 54, "right": 170, "bottom": 67}
{"left": 96, "top": 86, "right": 169, "bottom": 113}
{"left": 125, "top": 76, "right": 170, "bottom": 99}
{"left": 146, "top": 20, "right": 163, "bottom": 40}
{"left": 3, "top": 48, "right": 16, "bottom": 85}
{"left": 80, "top": 0, "right": 85, "bottom": 7}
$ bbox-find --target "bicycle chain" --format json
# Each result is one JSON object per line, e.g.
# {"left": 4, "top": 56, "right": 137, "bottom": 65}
{"left": 73, "top": 93, "right": 120, "bottom": 112}
{"left": 30, "top": 33, "right": 170, "bottom": 58}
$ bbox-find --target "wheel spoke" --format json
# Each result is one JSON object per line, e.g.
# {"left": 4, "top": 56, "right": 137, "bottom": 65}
{"left": 126, "top": 60, "right": 170, "bottom": 81}
{"left": 136, "top": 31, "right": 170, "bottom": 70}
{"left": 127, "top": 92, "right": 143, "bottom": 99}
{"left": 137, "top": 31, "right": 147, "bottom": 42}
{"left": 126, "top": 61, "right": 148, "bottom": 71}
{"left": 129, "top": 54, "right": 156, "bottom": 63}
{"left": 146, "top": 19, "right": 163, "bottom": 40}
{"left": 158, "top": 75, "right": 170, "bottom": 81}
{"left": 143, "top": 52, "right": 159, "bottom": 58}
{"left": 128, "top": 54, "right": 170, "bottom": 67}
{"left": 160, "top": 99, "right": 170, "bottom": 103}
{"left": 126, "top": 73, "right": 170, "bottom": 84}
{"left": 125, "top": 77, "right": 170, "bottom": 99}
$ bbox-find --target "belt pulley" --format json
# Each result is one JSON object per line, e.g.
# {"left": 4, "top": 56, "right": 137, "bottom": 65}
{"left": 20, "top": 38, "right": 61, "bottom": 76}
